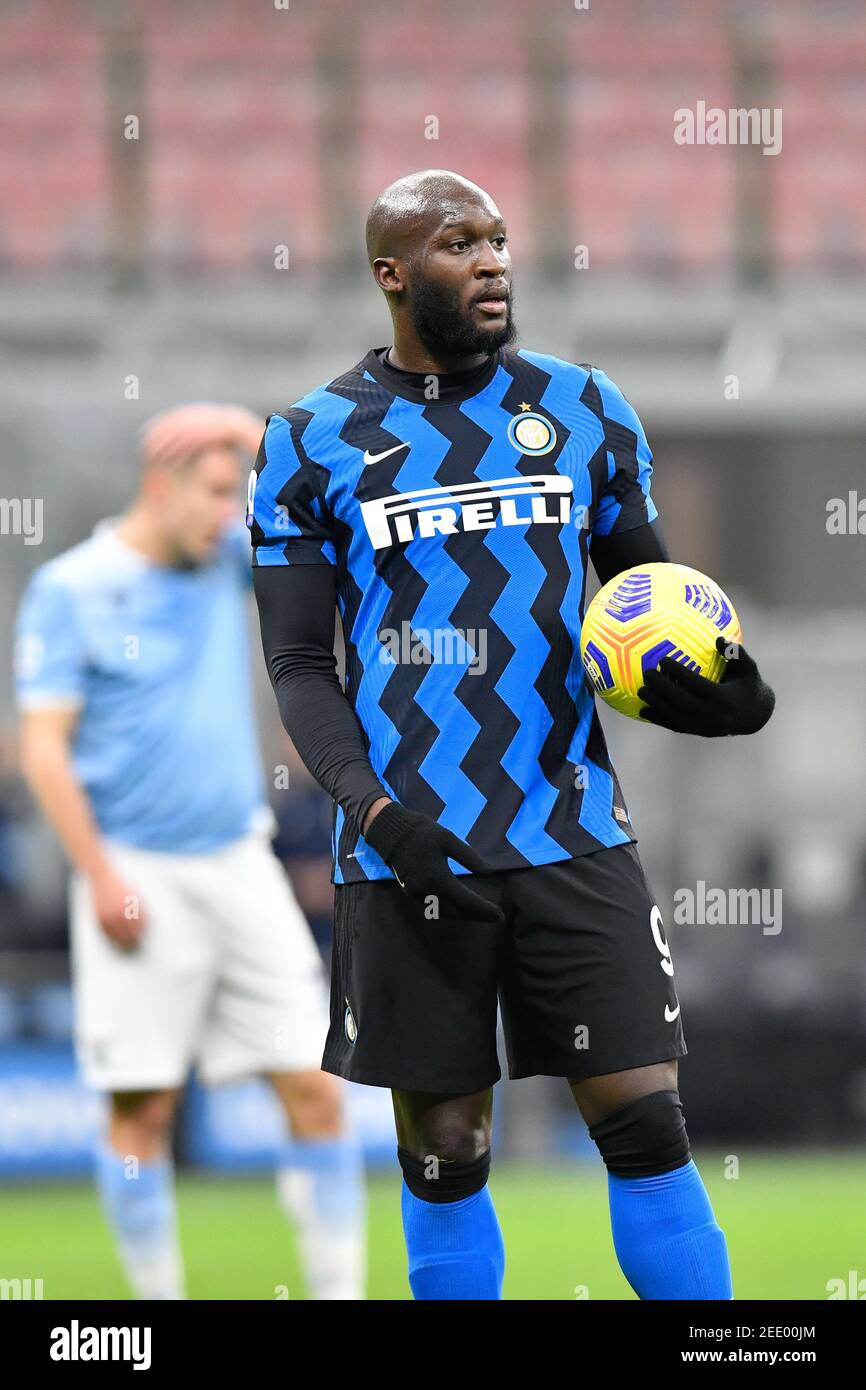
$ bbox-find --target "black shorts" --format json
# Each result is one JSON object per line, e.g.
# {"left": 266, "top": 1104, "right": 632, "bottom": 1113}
{"left": 322, "top": 842, "right": 687, "bottom": 1094}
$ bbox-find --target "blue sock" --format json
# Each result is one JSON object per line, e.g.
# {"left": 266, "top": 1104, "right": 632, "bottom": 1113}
{"left": 401, "top": 1182, "right": 505, "bottom": 1300}
{"left": 608, "top": 1157, "right": 733, "bottom": 1299}
{"left": 94, "top": 1143, "right": 183, "bottom": 1299}
{"left": 95, "top": 1143, "right": 175, "bottom": 1243}
{"left": 276, "top": 1135, "right": 366, "bottom": 1299}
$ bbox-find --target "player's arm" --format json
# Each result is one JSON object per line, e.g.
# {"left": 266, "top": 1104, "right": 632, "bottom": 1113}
{"left": 15, "top": 573, "right": 146, "bottom": 947}
{"left": 250, "top": 411, "right": 503, "bottom": 922}
{"left": 590, "top": 517, "right": 671, "bottom": 587}
{"left": 588, "top": 368, "right": 775, "bottom": 737}
{"left": 253, "top": 563, "right": 388, "bottom": 833}
{"left": 253, "top": 564, "right": 503, "bottom": 922}
{"left": 18, "top": 707, "right": 146, "bottom": 948}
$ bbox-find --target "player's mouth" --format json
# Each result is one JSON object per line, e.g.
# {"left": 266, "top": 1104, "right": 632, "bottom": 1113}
{"left": 472, "top": 289, "right": 509, "bottom": 316}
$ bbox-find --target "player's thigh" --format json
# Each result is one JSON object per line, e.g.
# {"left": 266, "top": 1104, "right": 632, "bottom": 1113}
{"left": 502, "top": 843, "right": 686, "bottom": 1083}
{"left": 323, "top": 878, "right": 506, "bottom": 1094}
{"left": 198, "top": 834, "right": 329, "bottom": 1081}
{"left": 266, "top": 1067, "right": 343, "bottom": 1137}
{"left": 69, "top": 846, "right": 217, "bottom": 1090}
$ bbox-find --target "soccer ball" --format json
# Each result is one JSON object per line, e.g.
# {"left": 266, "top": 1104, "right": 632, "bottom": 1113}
{"left": 580, "top": 563, "right": 742, "bottom": 721}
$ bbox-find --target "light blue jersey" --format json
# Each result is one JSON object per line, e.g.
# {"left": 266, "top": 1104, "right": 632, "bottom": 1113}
{"left": 15, "top": 522, "right": 268, "bottom": 853}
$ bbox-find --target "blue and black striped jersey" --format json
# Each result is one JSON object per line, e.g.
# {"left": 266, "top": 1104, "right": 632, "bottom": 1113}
{"left": 249, "top": 346, "right": 657, "bottom": 883}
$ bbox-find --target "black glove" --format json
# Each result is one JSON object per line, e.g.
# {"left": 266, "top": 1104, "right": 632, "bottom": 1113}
{"left": 638, "top": 637, "right": 775, "bottom": 737}
{"left": 363, "top": 802, "right": 505, "bottom": 923}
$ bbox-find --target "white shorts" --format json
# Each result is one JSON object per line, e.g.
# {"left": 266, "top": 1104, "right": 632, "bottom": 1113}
{"left": 69, "top": 831, "right": 331, "bottom": 1091}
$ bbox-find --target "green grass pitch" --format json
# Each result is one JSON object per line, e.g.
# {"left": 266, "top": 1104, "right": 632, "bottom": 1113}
{"left": 2, "top": 1153, "right": 862, "bottom": 1300}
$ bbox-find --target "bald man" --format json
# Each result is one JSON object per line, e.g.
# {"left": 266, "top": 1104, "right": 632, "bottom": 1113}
{"left": 15, "top": 404, "right": 366, "bottom": 1300}
{"left": 250, "top": 171, "right": 774, "bottom": 1301}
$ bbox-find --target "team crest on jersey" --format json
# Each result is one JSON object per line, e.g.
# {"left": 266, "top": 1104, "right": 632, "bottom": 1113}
{"left": 507, "top": 410, "right": 557, "bottom": 457}
{"left": 344, "top": 999, "right": 357, "bottom": 1045}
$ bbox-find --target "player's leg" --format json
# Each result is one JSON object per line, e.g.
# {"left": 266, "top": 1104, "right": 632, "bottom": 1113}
{"left": 70, "top": 847, "right": 215, "bottom": 1302}
{"left": 267, "top": 1066, "right": 342, "bottom": 1138}
{"left": 570, "top": 1058, "right": 679, "bottom": 1129}
{"left": 393, "top": 1087, "right": 505, "bottom": 1300}
{"left": 198, "top": 833, "right": 364, "bottom": 1300}
{"left": 96, "top": 1088, "right": 185, "bottom": 1301}
{"left": 570, "top": 1059, "right": 732, "bottom": 1300}
{"left": 266, "top": 1066, "right": 365, "bottom": 1301}
{"left": 321, "top": 875, "right": 507, "bottom": 1300}
{"left": 503, "top": 844, "right": 732, "bottom": 1300}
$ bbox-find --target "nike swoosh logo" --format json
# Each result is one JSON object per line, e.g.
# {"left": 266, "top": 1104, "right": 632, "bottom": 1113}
{"left": 363, "top": 443, "right": 409, "bottom": 467}
{"left": 665, "top": 1003, "right": 681, "bottom": 1023}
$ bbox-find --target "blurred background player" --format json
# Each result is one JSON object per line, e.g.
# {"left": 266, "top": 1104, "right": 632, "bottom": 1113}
{"left": 14, "top": 404, "right": 365, "bottom": 1300}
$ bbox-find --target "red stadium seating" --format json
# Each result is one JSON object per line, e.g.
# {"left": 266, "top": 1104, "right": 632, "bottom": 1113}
{"left": 356, "top": 7, "right": 531, "bottom": 255}
{"left": 768, "top": 32, "right": 866, "bottom": 266}
{"left": 0, "top": 1, "right": 109, "bottom": 266}
{"left": 564, "top": 23, "right": 736, "bottom": 271}
{"left": 0, "top": 0, "right": 862, "bottom": 274}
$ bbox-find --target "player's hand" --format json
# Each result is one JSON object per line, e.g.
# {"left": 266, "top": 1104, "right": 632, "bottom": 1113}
{"left": 88, "top": 864, "right": 147, "bottom": 949}
{"left": 142, "top": 403, "right": 264, "bottom": 469}
{"left": 363, "top": 802, "right": 505, "bottom": 923}
{"left": 638, "top": 638, "right": 775, "bottom": 737}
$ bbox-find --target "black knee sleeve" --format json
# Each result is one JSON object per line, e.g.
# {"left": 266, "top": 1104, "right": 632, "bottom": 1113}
{"left": 398, "top": 1146, "right": 491, "bottom": 1203}
{"left": 588, "top": 1089, "right": 691, "bottom": 1178}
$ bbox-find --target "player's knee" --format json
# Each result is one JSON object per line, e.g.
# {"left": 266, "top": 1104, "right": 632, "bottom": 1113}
{"left": 588, "top": 1088, "right": 691, "bottom": 1177}
{"left": 391, "top": 1084, "right": 494, "bottom": 1162}
{"left": 398, "top": 1106, "right": 492, "bottom": 1166}
{"left": 111, "top": 1089, "right": 177, "bottom": 1149}
{"left": 398, "top": 1145, "right": 492, "bottom": 1202}
{"left": 396, "top": 1105, "right": 492, "bottom": 1200}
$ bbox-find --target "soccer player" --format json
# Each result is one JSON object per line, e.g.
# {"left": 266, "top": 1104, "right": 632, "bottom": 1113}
{"left": 249, "top": 171, "right": 775, "bottom": 1301}
{"left": 15, "top": 404, "right": 365, "bottom": 1300}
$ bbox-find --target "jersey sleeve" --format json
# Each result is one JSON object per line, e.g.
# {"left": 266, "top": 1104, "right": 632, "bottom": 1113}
{"left": 589, "top": 368, "right": 658, "bottom": 538}
{"left": 248, "top": 413, "right": 336, "bottom": 567}
{"left": 14, "top": 570, "right": 86, "bottom": 710}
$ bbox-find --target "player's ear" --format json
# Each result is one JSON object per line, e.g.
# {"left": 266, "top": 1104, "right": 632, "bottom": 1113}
{"left": 372, "top": 256, "right": 403, "bottom": 294}
{"left": 142, "top": 455, "right": 184, "bottom": 509}
{"left": 141, "top": 463, "right": 170, "bottom": 507}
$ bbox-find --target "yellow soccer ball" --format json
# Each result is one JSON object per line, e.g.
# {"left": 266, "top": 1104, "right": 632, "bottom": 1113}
{"left": 580, "top": 563, "right": 743, "bottom": 721}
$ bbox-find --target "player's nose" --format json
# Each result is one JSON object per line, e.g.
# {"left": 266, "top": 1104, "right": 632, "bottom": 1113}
{"left": 475, "top": 242, "right": 510, "bottom": 278}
